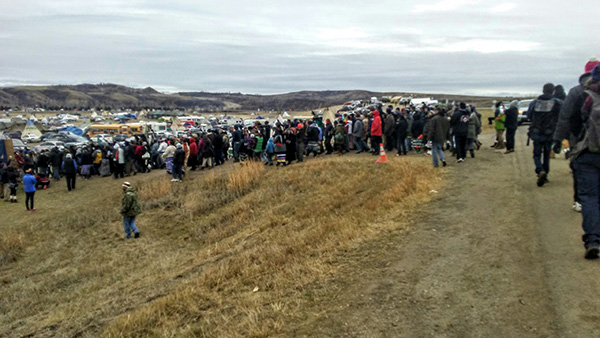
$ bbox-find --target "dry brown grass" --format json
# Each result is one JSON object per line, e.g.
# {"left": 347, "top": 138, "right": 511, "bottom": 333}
{"left": 0, "top": 155, "right": 442, "bottom": 337}
{"left": 0, "top": 231, "right": 25, "bottom": 265}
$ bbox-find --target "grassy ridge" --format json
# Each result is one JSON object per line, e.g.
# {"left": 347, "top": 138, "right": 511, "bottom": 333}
{"left": 0, "top": 156, "right": 442, "bottom": 337}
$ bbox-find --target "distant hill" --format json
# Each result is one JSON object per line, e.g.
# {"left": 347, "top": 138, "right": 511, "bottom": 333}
{"left": 0, "top": 83, "right": 511, "bottom": 111}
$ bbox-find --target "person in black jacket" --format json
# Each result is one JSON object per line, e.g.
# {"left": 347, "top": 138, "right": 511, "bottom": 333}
{"left": 504, "top": 100, "right": 520, "bottom": 153}
{"left": 527, "top": 83, "right": 562, "bottom": 186}
{"left": 324, "top": 119, "right": 334, "bottom": 154}
{"left": 213, "top": 130, "right": 224, "bottom": 166}
{"left": 450, "top": 102, "right": 471, "bottom": 162}
{"left": 172, "top": 143, "right": 185, "bottom": 182}
{"left": 61, "top": 153, "right": 78, "bottom": 191}
{"left": 49, "top": 147, "right": 63, "bottom": 181}
{"left": 395, "top": 111, "right": 409, "bottom": 156}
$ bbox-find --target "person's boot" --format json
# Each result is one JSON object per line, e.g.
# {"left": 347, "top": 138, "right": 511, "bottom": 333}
{"left": 537, "top": 171, "right": 547, "bottom": 187}
{"left": 470, "top": 149, "right": 475, "bottom": 158}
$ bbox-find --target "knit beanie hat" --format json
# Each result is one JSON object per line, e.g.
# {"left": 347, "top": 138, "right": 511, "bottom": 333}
{"left": 585, "top": 57, "right": 599, "bottom": 74}
{"left": 593, "top": 64, "right": 600, "bottom": 81}
{"left": 459, "top": 102, "right": 467, "bottom": 109}
{"left": 510, "top": 100, "right": 519, "bottom": 108}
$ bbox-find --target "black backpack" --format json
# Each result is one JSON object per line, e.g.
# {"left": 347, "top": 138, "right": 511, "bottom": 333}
{"left": 529, "top": 98, "right": 560, "bottom": 136}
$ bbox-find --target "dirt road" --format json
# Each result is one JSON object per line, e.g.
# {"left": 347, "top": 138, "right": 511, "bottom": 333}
{"left": 288, "top": 128, "right": 600, "bottom": 337}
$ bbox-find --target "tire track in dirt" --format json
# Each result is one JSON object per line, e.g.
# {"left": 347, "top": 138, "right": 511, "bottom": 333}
{"left": 287, "top": 128, "right": 600, "bottom": 337}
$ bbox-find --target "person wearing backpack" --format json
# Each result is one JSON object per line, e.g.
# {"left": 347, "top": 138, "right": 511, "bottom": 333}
{"left": 527, "top": 83, "right": 562, "bottom": 187}
{"left": 554, "top": 59, "right": 600, "bottom": 259}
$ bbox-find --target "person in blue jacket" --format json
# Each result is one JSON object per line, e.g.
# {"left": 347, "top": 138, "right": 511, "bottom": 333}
{"left": 22, "top": 168, "right": 37, "bottom": 211}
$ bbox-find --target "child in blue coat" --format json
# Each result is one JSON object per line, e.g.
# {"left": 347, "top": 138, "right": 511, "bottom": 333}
{"left": 22, "top": 168, "right": 37, "bottom": 211}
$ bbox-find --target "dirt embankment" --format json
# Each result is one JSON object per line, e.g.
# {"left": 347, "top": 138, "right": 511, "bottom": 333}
{"left": 287, "top": 128, "right": 600, "bottom": 337}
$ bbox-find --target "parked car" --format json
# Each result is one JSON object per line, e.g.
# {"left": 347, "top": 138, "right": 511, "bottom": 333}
{"left": 517, "top": 99, "right": 534, "bottom": 125}
{"left": 33, "top": 140, "right": 65, "bottom": 153}
{"left": 22, "top": 133, "right": 41, "bottom": 143}
{"left": 90, "top": 134, "right": 114, "bottom": 145}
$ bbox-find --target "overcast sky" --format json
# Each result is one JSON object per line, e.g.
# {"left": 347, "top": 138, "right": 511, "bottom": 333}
{"left": 0, "top": 0, "right": 598, "bottom": 96}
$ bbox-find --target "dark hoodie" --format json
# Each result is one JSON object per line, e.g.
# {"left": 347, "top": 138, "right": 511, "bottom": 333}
{"left": 554, "top": 73, "right": 592, "bottom": 145}
{"left": 450, "top": 108, "right": 470, "bottom": 136}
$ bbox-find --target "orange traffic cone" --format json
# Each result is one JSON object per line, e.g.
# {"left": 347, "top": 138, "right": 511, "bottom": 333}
{"left": 376, "top": 143, "right": 388, "bottom": 163}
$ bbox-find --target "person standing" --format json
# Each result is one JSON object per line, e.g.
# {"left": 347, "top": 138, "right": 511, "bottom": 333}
{"left": 467, "top": 107, "right": 482, "bottom": 158}
{"left": 450, "top": 102, "right": 471, "bottom": 162}
{"left": 384, "top": 109, "right": 396, "bottom": 151}
{"left": 395, "top": 110, "right": 409, "bottom": 156}
{"left": 113, "top": 144, "right": 126, "bottom": 179}
{"left": 353, "top": 113, "right": 367, "bottom": 153}
{"left": 172, "top": 143, "right": 185, "bottom": 182}
{"left": 553, "top": 58, "right": 600, "bottom": 258}
{"left": 528, "top": 83, "right": 562, "bottom": 187}
{"left": 61, "top": 153, "right": 78, "bottom": 191}
{"left": 120, "top": 182, "right": 141, "bottom": 239}
{"left": 324, "top": 119, "right": 334, "bottom": 154}
{"left": 428, "top": 108, "right": 450, "bottom": 167}
{"left": 504, "top": 100, "right": 519, "bottom": 154}
{"left": 23, "top": 168, "right": 36, "bottom": 211}
{"left": 370, "top": 111, "right": 383, "bottom": 155}
{"left": 49, "top": 147, "right": 62, "bottom": 181}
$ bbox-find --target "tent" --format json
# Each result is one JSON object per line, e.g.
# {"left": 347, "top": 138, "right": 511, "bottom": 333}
{"left": 60, "top": 126, "right": 84, "bottom": 136}
{"left": 22, "top": 119, "right": 43, "bottom": 138}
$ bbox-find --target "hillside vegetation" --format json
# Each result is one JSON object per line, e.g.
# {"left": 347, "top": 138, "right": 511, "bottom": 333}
{"left": 1, "top": 83, "right": 511, "bottom": 112}
{"left": 0, "top": 156, "right": 441, "bottom": 337}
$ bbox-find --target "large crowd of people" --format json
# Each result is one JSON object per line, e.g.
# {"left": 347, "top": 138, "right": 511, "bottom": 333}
{"left": 1, "top": 58, "right": 600, "bottom": 257}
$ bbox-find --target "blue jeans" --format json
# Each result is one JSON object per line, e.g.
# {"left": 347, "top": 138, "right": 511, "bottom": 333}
{"left": 123, "top": 216, "right": 139, "bottom": 238}
{"left": 354, "top": 136, "right": 368, "bottom": 151}
{"left": 233, "top": 142, "right": 241, "bottom": 161}
{"left": 574, "top": 153, "right": 600, "bottom": 248}
{"left": 52, "top": 166, "right": 60, "bottom": 180}
{"left": 431, "top": 142, "right": 445, "bottom": 167}
{"left": 533, "top": 140, "right": 552, "bottom": 174}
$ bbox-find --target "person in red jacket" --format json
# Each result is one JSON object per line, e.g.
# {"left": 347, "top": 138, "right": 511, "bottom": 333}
{"left": 189, "top": 137, "right": 198, "bottom": 170}
{"left": 370, "top": 110, "right": 383, "bottom": 155}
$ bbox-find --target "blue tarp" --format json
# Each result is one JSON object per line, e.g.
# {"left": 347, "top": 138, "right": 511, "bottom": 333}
{"left": 60, "top": 126, "right": 84, "bottom": 136}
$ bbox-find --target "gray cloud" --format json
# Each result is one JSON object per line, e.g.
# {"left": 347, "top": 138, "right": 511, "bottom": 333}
{"left": 0, "top": 0, "right": 598, "bottom": 96}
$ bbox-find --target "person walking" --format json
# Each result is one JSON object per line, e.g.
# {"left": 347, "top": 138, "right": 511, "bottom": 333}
{"left": 23, "top": 168, "right": 36, "bottom": 211}
{"left": 428, "top": 107, "right": 450, "bottom": 167}
{"left": 61, "top": 153, "right": 78, "bottom": 191}
{"left": 120, "top": 182, "right": 141, "bottom": 239}
{"left": 504, "top": 100, "right": 519, "bottom": 153}
{"left": 553, "top": 59, "right": 600, "bottom": 258}
{"left": 528, "top": 83, "right": 562, "bottom": 187}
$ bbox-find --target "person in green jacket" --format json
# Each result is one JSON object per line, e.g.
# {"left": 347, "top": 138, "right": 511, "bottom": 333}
{"left": 494, "top": 110, "right": 507, "bottom": 150}
{"left": 120, "top": 182, "right": 141, "bottom": 238}
{"left": 253, "top": 132, "right": 264, "bottom": 161}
